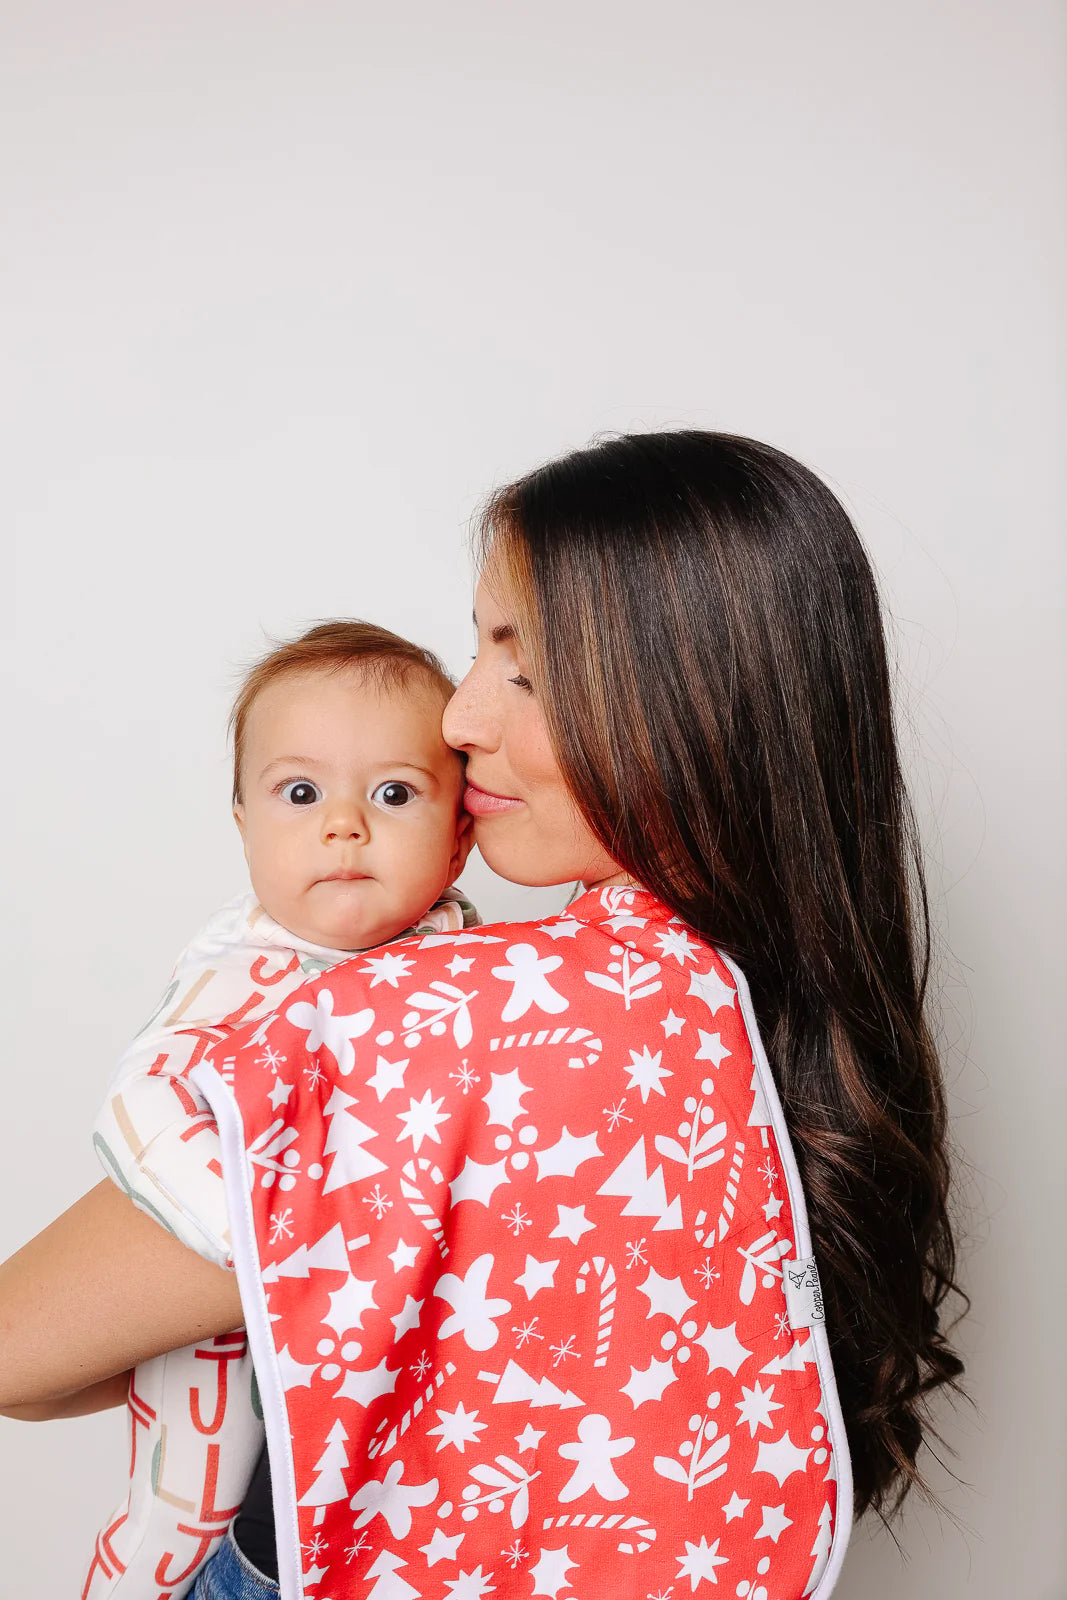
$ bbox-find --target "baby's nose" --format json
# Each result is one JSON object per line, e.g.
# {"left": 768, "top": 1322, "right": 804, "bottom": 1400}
{"left": 321, "top": 801, "right": 366, "bottom": 842}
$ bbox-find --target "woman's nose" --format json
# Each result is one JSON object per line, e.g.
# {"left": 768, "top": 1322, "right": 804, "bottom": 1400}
{"left": 443, "top": 669, "right": 498, "bottom": 754}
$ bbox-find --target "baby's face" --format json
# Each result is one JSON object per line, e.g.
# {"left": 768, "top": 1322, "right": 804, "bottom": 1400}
{"left": 234, "top": 667, "right": 471, "bottom": 951}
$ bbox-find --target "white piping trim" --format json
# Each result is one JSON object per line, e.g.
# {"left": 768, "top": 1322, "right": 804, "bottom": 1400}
{"left": 191, "top": 1061, "right": 304, "bottom": 1600}
{"left": 718, "top": 952, "right": 855, "bottom": 1598}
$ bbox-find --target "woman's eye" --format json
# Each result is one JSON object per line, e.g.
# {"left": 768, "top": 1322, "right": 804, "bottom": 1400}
{"left": 280, "top": 780, "right": 322, "bottom": 806}
{"left": 371, "top": 780, "right": 417, "bottom": 810}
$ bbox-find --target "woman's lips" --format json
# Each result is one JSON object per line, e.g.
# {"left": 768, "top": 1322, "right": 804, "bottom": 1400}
{"left": 463, "top": 780, "right": 523, "bottom": 817}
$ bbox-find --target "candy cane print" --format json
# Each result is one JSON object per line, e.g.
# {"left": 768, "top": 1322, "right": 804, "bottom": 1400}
{"left": 575, "top": 1256, "right": 617, "bottom": 1366}
{"left": 400, "top": 1157, "right": 449, "bottom": 1258}
{"left": 367, "top": 1362, "right": 457, "bottom": 1459}
{"left": 540, "top": 1511, "right": 656, "bottom": 1555}
{"left": 716, "top": 1138, "right": 746, "bottom": 1241}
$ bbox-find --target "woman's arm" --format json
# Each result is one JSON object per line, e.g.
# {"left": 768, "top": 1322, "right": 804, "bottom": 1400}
{"left": 0, "top": 1179, "right": 243, "bottom": 1409}
{"left": 0, "top": 1369, "right": 132, "bottom": 1421}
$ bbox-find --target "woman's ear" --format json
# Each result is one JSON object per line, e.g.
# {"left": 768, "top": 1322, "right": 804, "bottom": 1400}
{"left": 447, "top": 808, "right": 475, "bottom": 883}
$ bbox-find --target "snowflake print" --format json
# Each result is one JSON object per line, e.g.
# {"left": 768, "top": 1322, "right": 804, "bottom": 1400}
{"left": 344, "top": 1530, "right": 372, "bottom": 1563}
{"left": 604, "top": 1097, "right": 633, "bottom": 1131}
{"left": 550, "top": 1333, "right": 580, "bottom": 1367}
{"left": 450, "top": 1059, "right": 480, "bottom": 1094}
{"left": 504, "top": 1540, "right": 528, "bottom": 1569}
{"left": 758, "top": 1155, "right": 779, "bottom": 1188}
{"left": 513, "top": 1317, "right": 544, "bottom": 1348}
{"left": 695, "top": 1256, "right": 720, "bottom": 1289}
{"left": 362, "top": 1184, "right": 393, "bottom": 1220}
{"left": 303, "top": 1060, "right": 326, "bottom": 1089}
{"left": 302, "top": 1531, "right": 328, "bottom": 1560}
{"left": 502, "top": 1203, "right": 532, "bottom": 1236}
{"left": 774, "top": 1311, "right": 792, "bottom": 1341}
{"left": 256, "top": 1044, "right": 286, "bottom": 1072}
{"left": 410, "top": 1351, "right": 432, "bottom": 1380}
{"left": 648, "top": 1589, "right": 675, "bottom": 1600}
{"left": 269, "top": 1208, "right": 295, "bottom": 1245}
{"left": 625, "top": 1238, "right": 648, "bottom": 1270}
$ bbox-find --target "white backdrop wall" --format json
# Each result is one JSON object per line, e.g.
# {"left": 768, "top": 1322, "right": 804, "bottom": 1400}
{"left": 3, "top": 4, "right": 1064, "bottom": 1596}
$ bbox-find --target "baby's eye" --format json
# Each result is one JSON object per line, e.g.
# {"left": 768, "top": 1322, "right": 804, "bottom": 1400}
{"left": 280, "top": 780, "right": 322, "bottom": 806}
{"left": 371, "top": 780, "right": 417, "bottom": 810}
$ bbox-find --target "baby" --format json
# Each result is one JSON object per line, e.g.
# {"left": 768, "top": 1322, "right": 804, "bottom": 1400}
{"left": 84, "top": 621, "right": 475, "bottom": 1600}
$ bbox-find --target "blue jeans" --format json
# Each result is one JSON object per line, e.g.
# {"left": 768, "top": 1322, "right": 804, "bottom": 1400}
{"left": 192, "top": 1528, "right": 280, "bottom": 1599}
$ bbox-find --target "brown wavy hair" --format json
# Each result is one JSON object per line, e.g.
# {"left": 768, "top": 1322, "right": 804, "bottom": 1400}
{"left": 480, "top": 430, "right": 965, "bottom": 1518}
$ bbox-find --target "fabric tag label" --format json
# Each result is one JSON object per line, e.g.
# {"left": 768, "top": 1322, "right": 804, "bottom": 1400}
{"left": 783, "top": 1256, "right": 826, "bottom": 1328}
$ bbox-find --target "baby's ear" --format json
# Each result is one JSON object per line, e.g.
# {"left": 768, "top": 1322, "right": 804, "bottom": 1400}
{"left": 447, "top": 807, "right": 475, "bottom": 882}
{"left": 233, "top": 805, "right": 247, "bottom": 845}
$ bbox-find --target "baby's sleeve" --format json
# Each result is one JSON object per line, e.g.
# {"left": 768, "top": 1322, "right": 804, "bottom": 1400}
{"left": 94, "top": 1017, "right": 234, "bottom": 1267}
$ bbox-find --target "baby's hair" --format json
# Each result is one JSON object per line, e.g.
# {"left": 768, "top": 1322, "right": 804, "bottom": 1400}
{"left": 229, "top": 619, "right": 456, "bottom": 805}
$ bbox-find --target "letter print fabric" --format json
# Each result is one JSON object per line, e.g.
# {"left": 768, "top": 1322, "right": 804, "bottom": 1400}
{"left": 194, "top": 887, "right": 852, "bottom": 1600}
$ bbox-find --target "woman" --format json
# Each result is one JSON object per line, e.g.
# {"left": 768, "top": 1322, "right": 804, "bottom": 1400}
{"left": 0, "top": 431, "right": 963, "bottom": 1600}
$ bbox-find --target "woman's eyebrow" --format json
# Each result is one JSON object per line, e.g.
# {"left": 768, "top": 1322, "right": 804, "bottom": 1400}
{"left": 471, "top": 610, "right": 517, "bottom": 647}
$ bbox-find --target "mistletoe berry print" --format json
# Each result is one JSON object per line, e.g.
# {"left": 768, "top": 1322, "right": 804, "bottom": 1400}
{"left": 193, "top": 887, "right": 852, "bottom": 1600}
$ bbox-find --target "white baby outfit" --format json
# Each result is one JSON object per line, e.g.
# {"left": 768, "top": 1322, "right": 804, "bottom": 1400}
{"left": 85, "top": 888, "right": 476, "bottom": 1600}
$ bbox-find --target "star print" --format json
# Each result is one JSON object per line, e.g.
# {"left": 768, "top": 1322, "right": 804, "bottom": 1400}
{"left": 659, "top": 1008, "right": 686, "bottom": 1037}
{"left": 529, "top": 1545, "right": 578, "bottom": 1598}
{"left": 514, "top": 1255, "right": 559, "bottom": 1299}
{"left": 266, "top": 1077, "right": 293, "bottom": 1110}
{"left": 624, "top": 1044, "right": 673, "bottom": 1102}
{"left": 756, "top": 1502, "right": 793, "bottom": 1543}
{"left": 620, "top": 1356, "right": 677, "bottom": 1407}
{"left": 762, "top": 1193, "right": 784, "bottom": 1221}
{"left": 427, "top": 1400, "right": 488, "bottom": 1453}
{"left": 550, "top": 1204, "right": 596, "bottom": 1244}
{"left": 735, "top": 1379, "right": 783, "bottom": 1437}
{"left": 693, "top": 1321, "right": 753, "bottom": 1377}
{"left": 449, "top": 1155, "right": 511, "bottom": 1208}
{"left": 694, "top": 1030, "right": 731, "bottom": 1068}
{"left": 538, "top": 918, "right": 582, "bottom": 939}
{"left": 388, "top": 1238, "right": 420, "bottom": 1272}
{"left": 534, "top": 1127, "right": 602, "bottom": 1180}
{"left": 722, "top": 1491, "right": 749, "bottom": 1522}
{"left": 444, "top": 1568, "right": 497, "bottom": 1599}
{"left": 447, "top": 953, "right": 476, "bottom": 975}
{"left": 516, "top": 1424, "right": 546, "bottom": 1451}
{"left": 303, "top": 1563, "right": 329, "bottom": 1586}
{"left": 482, "top": 1068, "right": 533, "bottom": 1129}
{"left": 366, "top": 1054, "right": 409, "bottom": 1101}
{"left": 637, "top": 1267, "right": 697, "bottom": 1323}
{"left": 390, "top": 1294, "right": 424, "bottom": 1341}
{"left": 420, "top": 1526, "right": 465, "bottom": 1566}
{"left": 687, "top": 962, "right": 737, "bottom": 1017}
{"left": 359, "top": 949, "right": 415, "bottom": 988}
{"left": 396, "top": 1088, "right": 450, "bottom": 1152}
{"left": 675, "top": 1534, "right": 729, "bottom": 1590}
{"left": 654, "top": 924, "right": 701, "bottom": 965}
{"left": 754, "top": 1430, "right": 812, "bottom": 1486}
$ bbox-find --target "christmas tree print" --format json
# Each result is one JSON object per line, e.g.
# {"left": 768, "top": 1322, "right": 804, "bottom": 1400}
{"left": 298, "top": 1418, "right": 351, "bottom": 1524}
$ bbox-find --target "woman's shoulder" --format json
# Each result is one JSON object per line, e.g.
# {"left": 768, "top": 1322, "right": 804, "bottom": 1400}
{"left": 279, "top": 887, "right": 759, "bottom": 1119}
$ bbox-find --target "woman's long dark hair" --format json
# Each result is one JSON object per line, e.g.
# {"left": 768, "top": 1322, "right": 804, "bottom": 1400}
{"left": 481, "top": 430, "right": 965, "bottom": 1518}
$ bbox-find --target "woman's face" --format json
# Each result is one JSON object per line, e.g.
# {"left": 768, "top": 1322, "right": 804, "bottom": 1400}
{"left": 442, "top": 563, "right": 625, "bottom": 890}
